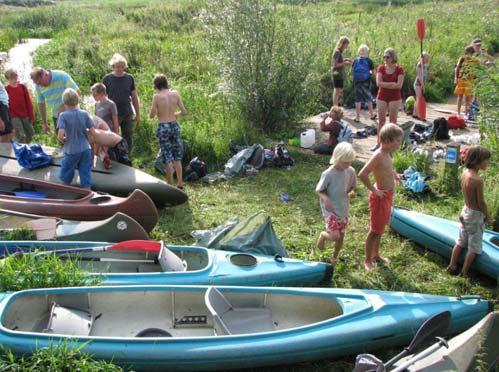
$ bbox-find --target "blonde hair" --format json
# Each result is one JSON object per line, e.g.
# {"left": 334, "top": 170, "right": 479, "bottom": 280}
{"left": 62, "top": 88, "right": 79, "bottom": 107}
{"left": 330, "top": 142, "right": 356, "bottom": 165}
{"left": 30, "top": 66, "right": 46, "bottom": 81}
{"left": 91, "top": 82, "right": 107, "bottom": 95}
{"left": 380, "top": 123, "right": 403, "bottom": 143}
{"left": 383, "top": 48, "right": 398, "bottom": 63}
{"left": 108, "top": 53, "right": 128, "bottom": 69}
{"left": 329, "top": 106, "right": 344, "bottom": 120}
{"left": 4, "top": 68, "right": 17, "bottom": 80}
{"left": 335, "top": 36, "right": 350, "bottom": 50}
{"left": 358, "top": 44, "right": 369, "bottom": 57}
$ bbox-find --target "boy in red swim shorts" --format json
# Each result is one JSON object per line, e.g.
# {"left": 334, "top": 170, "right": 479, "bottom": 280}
{"left": 359, "top": 123, "right": 403, "bottom": 270}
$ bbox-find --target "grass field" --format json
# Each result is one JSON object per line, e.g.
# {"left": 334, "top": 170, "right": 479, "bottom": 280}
{"left": 0, "top": 0, "right": 497, "bottom": 370}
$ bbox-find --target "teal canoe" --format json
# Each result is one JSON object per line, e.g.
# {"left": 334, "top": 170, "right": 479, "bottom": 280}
{"left": 0, "top": 240, "right": 332, "bottom": 286}
{"left": 0, "top": 142, "right": 187, "bottom": 206}
{"left": 390, "top": 206, "right": 499, "bottom": 279}
{"left": 0, "top": 285, "right": 491, "bottom": 370}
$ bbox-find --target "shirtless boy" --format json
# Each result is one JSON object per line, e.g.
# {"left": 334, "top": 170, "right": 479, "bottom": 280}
{"left": 149, "top": 74, "right": 188, "bottom": 189}
{"left": 447, "top": 146, "right": 490, "bottom": 276}
{"left": 358, "top": 123, "right": 403, "bottom": 270}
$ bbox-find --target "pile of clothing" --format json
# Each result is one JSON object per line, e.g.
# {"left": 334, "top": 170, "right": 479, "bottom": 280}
{"left": 402, "top": 166, "right": 429, "bottom": 194}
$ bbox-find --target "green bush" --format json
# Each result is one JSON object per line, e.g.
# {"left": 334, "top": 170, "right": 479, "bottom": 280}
{"left": 0, "top": 344, "right": 123, "bottom": 371}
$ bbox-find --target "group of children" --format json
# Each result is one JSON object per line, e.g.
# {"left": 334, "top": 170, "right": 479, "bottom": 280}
{"left": 315, "top": 110, "right": 490, "bottom": 274}
{"left": 0, "top": 52, "right": 187, "bottom": 191}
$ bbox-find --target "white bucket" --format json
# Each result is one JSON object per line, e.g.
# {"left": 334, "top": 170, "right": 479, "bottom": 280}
{"left": 300, "top": 129, "right": 315, "bottom": 149}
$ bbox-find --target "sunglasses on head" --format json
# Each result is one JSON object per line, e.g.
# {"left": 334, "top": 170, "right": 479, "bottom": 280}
{"left": 383, "top": 55, "right": 390, "bottom": 59}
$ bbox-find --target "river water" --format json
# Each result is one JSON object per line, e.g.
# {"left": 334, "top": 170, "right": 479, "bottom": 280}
{"left": 3, "top": 39, "right": 50, "bottom": 91}
{"left": 3, "top": 38, "right": 95, "bottom": 111}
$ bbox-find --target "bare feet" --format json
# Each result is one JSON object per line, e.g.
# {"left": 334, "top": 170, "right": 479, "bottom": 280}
{"left": 316, "top": 234, "right": 326, "bottom": 251}
{"left": 364, "top": 260, "right": 374, "bottom": 270}
{"left": 373, "top": 256, "right": 391, "bottom": 265}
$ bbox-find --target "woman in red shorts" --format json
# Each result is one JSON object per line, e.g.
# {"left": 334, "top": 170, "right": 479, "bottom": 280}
{"left": 372, "top": 48, "right": 404, "bottom": 151}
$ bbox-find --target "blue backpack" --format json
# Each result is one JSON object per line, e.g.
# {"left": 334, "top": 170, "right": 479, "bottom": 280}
{"left": 353, "top": 57, "right": 371, "bottom": 82}
{"left": 337, "top": 121, "right": 354, "bottom": 143}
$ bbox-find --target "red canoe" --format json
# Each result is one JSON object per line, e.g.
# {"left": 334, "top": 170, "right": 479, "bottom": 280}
{"left": 0, "top": 175, "right": 158, "bottom": 232}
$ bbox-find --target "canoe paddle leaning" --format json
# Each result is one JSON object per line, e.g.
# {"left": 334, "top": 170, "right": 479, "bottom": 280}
{"left": 354, "top": 310, "right": 451, "bottom": 371}
{"left": 417, "top": 18, "right": 427, "bottom": 121}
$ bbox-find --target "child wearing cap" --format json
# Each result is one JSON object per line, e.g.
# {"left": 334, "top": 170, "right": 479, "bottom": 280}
{"left": 315, "top": 142, "right": 357, "bottom": 265}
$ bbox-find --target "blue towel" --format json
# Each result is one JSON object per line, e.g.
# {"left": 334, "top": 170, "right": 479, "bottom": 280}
{"left": 403, "top": 167, "right": 428, "bottom": 193}
{"left": 12, "top": 141, "right": 52, "bottom": 170}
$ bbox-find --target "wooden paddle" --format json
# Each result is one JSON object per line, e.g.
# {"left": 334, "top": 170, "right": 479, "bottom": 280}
{"left": 417, "top": 18, "right": 427, "bottom": 121}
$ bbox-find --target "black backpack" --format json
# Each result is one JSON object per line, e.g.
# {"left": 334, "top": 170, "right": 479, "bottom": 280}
{"left": 432, "top": 117, "right": 450, "bottom": 140}
{"left": 183, "top": 157, "right": 207, "bottom": 181}
{"left": 273, "top": 143, "right": 294, "bottom": 167}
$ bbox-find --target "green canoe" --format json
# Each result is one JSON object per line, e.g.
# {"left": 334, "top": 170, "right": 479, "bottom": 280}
{"left": 0, "top": 143, "right": 187, "bottom": 206}
{"left": 0, "top": 209, "right": 148, "bottom": 242}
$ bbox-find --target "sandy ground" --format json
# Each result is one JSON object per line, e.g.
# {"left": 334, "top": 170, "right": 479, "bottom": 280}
{"left": 301, "top": 98, "right": 479, "bottom": 163}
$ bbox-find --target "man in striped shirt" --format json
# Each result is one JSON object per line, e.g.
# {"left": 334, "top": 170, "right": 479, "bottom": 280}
{"left": 30, "top": 67, "right": 80, "bottom": 133}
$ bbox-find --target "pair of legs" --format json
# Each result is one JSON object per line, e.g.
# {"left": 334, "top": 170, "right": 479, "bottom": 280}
{"left": 447, "top": 244, "right": 477, "bottom": 275}
{"left": 317, "top": 230, "right": 344, "bottom": 263}
{"left": 456, "top": 94, "right": 473, "bottom": 117}
{"left": 364, "top": 230, "right": 390, "bottom": 270}
{"left": 60, "top": 149, "right": 93, "bottom": 189}
{"left": 119, "top": 113, "right": 134, "bottom": 156}
{"left": 11, "top": 117, "right": 34, "bottom": 143}
{"left": 332, "top": 79, "right": 344, "bottom": 107}
{"left": 0, "top": 103, "right": 13, "bottom": 143}
{"left": 375, "top": 99, "right": 401, "bottom": 147}
{"left": 355, "top": 101, "right": 375, "bottom": 122}
{"left": 413, "top": 84, "right": 424, "bottom": 118}
{"left": 164, "top": 160, "right": 183, "bottom": 189}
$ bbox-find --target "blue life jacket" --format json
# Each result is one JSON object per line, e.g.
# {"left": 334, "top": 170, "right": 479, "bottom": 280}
{"left": 353, "top": 57, "right": 371, "bottom": 82}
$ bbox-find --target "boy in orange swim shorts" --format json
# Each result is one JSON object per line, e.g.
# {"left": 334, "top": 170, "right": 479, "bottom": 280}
{"left": 359, "top": 123, "right": 403, "bottom": 270}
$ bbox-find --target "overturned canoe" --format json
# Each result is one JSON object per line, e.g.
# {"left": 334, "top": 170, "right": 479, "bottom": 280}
{"left": 390, "top": 207, "right": 499, "bottom": 279}
{"left": 0, "top": 240, "right": 332, "bottom": 286}
{"left": 0, "top": 175, "right": 158, "bottom": 232}
{"left": 0, "top": 209, "right": 148, "bottom": 242}
{"left": 0, "top": 285, "right": 491, "bottom": 371}
{"left": 0, "top": 142, "right": 187, "bottom": 206}
{"left": 395, "top": 311, "right": 499, "bottom": 371}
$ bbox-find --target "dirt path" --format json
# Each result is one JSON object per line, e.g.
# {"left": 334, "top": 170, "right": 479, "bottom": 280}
{"left": 301, "top": 99, "right": 479, "bottom": 163}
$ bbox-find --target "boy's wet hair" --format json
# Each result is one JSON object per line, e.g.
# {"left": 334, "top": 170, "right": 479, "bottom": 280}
{"left": 379, "top": 123, "right": 403, "bottom": 143}
{"left": 91, "top": 82, "right": 106, "bottom": 95}
{"left": 464, "top": 146, "right": 491, "bottom": 169}
{"left": 329, "top": 105, "right": 343, "bottom": 120}
{"left": 153, "top": 74, "right": 169, "bottom": 90}
{"left": 62, "top": 88, "right": 79, "bottom": 107}
{"left": 4, "top": 68, "right": 17, "bottom": 80}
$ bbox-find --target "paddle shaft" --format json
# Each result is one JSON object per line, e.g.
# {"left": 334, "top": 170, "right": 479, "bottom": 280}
{"left": 60, "top": 256, "right": 157, "bottom": 263}
{"left": 391, "top": 337, "right": 448, "bottom": 372}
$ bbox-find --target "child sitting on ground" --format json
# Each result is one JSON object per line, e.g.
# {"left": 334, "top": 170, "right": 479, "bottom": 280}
{"left": 57, "top": 88, "right": 95, "bottom": 189}
{"left": 313, "top": 106, "right": 343, "bottom": 155}
{"left": 91, "top": 82, "right": 119, "bottom": 133}
{"left": 315, "top": 142, "right": 357, "bottom": 265}
{"left": 358, "top": 123, "right": 403, "bottom": 270}
{"left": 447, "top": 146, "right": 490, "bottom": 276}
{"left": 4, "top": 68, "right": 35, "bottom": 143}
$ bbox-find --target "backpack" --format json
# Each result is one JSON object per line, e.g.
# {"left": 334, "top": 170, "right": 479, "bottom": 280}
{"left": 352, "top": 57, "right": 371, "bottom": 82}
{"left": 183, "top": 157, "right": 207, "bottom": 181}
{"left": 432, "top": 117, "right": 450, "bottom": 140}
{"left": 447, "top": 115, "right": 466, "bottom": 129}
{"left": 273, "top": 143, "right": 294, "bottom": 167}
{"left": 337, "top": 121, "right": 354, "bottom": 143}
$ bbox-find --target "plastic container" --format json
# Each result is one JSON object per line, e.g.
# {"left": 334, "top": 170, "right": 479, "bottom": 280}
{"left": 300, "top": 129, "right": 315, "bottom": 149}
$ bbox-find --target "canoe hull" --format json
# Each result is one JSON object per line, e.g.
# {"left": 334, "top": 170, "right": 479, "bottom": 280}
{"left": 390, "top": 207, "right": 499, "bottom": 279}
{"left": 0, "top": 241, "right": 331, "bottom": 287}
{"left": 398, "top": 311, "right": 499, "bottom": 371}
{"left": 0, "top": 175, "right": 158, "bottom": 232}
{"left": 0, "top": 210, "right": 148, "bottom": 242}
{"left": 0, "top": 285, "right": 491, "bottom": 371}
{"left": 0, "top": 143, "right": 187, "bottom": 206}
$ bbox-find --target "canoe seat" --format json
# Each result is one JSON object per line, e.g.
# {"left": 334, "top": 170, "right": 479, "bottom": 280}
{"left": 158, "top": 245, "right": 187, "bottom": 272}
{"left": 43, "top": 302, "right": 94, "bottom": 336}
{"left": 204, "top": 287, "right": 274, "bottom": 336}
